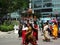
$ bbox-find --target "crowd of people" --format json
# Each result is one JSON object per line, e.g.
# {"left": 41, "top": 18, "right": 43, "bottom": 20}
{"left": 42, "top": 21, "right": 58, "bottom": 42}
{"left": 18, "top": 15, "right": 39, "bottom": 45}
{"left": 18, "top": 15, "right": 59, "bottom": 45}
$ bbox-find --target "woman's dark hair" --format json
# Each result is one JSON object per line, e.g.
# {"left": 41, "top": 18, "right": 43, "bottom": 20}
{"left": 45, "top": 22, "right": 48, "bottom": 25}
{"left": 27, "top": 20, "right": 29, "bottom": 22}
{"left": 54, "top": 22, "right": 57, "bottom": 25}
{"left": 24, "top": 23, "right": 27, "bottom": 27}
{"left": 34, "top": 21, "right": 37, "bottom": 25}
{"left": 28, "top": 23, "right": 33, "bottom": 29}
{"left": 28, "top": 24, "right": 33, "bottom": 28}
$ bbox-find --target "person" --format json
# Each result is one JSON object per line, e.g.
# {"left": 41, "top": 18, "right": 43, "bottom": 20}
{"left": 25, "top": 23, "right": 37, "bottom": 45}
{"left": 33, "top": 21, "right": 38, "bottom": 44}
{"left": 46, "top": 20, "right": 52, "bottom": 36}
{"left": 43, "top": 22, "right": 50, "bottom": 42}
{"left": 18, "top": 24, "right": 22, "bottom": 37}
{"left": 41, "top": 21, "right": 43, "bottom": 32}
{"left": 22, "top": 24, "right": 28, "bottom": 45}
{"left": 52, "top": 22, "right": 58, "bottom": 39}
{"left": 49, "top": 24, "right": 53, "bottom": 36}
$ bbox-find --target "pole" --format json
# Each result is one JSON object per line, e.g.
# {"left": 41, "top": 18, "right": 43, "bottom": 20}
{"left": 29, "top": 0, "right": 31, "bottom": 8}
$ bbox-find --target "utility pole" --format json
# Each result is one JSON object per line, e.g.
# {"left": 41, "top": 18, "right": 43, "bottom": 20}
{"left": 29, "top": 0, "right": 34, "bottom": 14}
{"left": 29, "top": 0, "right": 32, "bottom": 8}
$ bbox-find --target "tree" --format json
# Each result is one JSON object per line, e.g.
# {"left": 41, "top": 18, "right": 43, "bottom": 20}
{"left": 0, "top": 0, "right": 29, "bottom": 17}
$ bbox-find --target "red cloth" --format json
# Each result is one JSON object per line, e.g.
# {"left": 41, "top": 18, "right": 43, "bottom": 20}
{"left": 34, "top": 25, "right": 38, "bottom": 29}
{"left": 33, "top": 24, "right": 38, "bottom": 40}
{"left": 22, "top": 30, "right": 26, "bottom": 44}
{"left": 50, "top": 26, "right": 52, "bottom": 30}
{"left": 33, "top": 32, "right": 37, "bottom": 38}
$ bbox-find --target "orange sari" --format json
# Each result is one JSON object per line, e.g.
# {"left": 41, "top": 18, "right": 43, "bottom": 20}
{"left": 52, "top": 24, "right": 58, "bottom": 37}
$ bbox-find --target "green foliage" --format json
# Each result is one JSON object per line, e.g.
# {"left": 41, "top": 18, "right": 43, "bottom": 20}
{"left": 0, "top": 25, "right": 8, "bottom": 32}
{"left": 8, "top": 25, "right": 14, "bottom": 31}
{"left": 0, "top": 25, "right": 14, "bottom": 32}
{"left": 0, "top": 20, "right": 14, "bottom": 32}
{"left": 0, "top": 20, "right": 20, "bottom": 32}
{"left": 11, "top": 20, "right": 20, "bottom": 25}
{"left": 0, "top": 0, "right": 29, "bottom": 17}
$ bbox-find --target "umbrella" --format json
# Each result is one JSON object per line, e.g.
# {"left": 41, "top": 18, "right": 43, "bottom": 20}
{"left": 50, "top": 19, "right": 57, "bottom": 23}
{"left": 51, "top": 20, "right": 56, "bottom": 22}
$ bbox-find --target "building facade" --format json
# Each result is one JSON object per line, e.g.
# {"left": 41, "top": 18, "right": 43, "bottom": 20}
{"left": 31, "top": 0, "right": 60, "bottom": 17}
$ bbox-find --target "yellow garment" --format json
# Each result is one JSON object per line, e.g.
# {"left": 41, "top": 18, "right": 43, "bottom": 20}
{"left": 52, "top": 24, "right": 58, "bottom": 37}
{"left": 26, "top": 26, "right": 32, "bottom": 39}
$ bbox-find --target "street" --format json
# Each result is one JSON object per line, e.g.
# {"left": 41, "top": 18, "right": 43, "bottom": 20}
{"left": 0, "top": 30, "right": 60, "bottom": 45}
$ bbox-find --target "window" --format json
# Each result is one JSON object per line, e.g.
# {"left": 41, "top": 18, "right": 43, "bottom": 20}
{"left": 54, "top": 4, "right": 60, "bottom": 7}
{"left": 43, "top": 0, "right": 52, "bottom": 2}
{"left": 41, "top": 8, "right": 52, "bottom": 12}
{"left": 43, "top": 3, "right": 52, "bottom": 7}
{"left": 34, "top": 4, "right": 42, "bottom": 8}
{"left": 34, "top": 1, "right": 42, "bottom": 8}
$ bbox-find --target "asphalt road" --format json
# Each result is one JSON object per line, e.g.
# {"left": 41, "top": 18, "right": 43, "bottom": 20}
{"left": 0, "top": 31, "right": 60, "bottom": 45}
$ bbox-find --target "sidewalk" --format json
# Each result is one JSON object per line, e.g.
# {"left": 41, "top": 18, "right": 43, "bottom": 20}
{"left": 0, "top": 31, "right": 18, "bottom": 38}
{"left": 0, "top": 31, "right": 8, "bottom": 35}
{"left": 0, "top": 30, "right": 16, "bottom": 35}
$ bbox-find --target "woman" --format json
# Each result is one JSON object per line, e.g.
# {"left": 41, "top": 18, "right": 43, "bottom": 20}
{"left": 43, "top": 22, "right": 50, "bottom": 42}
{"left": 33, "top": 21, "right": 38, "bottom": 44}
{"left": 25, "top": 23, "right": 37, "bottom": 45}
{"left": 18, "top": 24, "right": 22, "bottom": 37}
{"left": 22, "top": 24, "right": 28, "bottom": 44}
{"left": 52, "top": 22, "right": 58, "bottom": 39}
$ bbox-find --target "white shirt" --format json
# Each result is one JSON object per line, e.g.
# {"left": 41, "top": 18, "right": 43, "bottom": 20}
{"left": 44, "top": 25, "right": 48, "bottom": 31}
{"left": 22, "top": 27, "right": 28, "bottom": 31}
